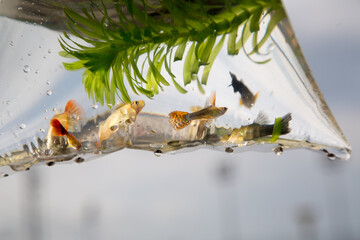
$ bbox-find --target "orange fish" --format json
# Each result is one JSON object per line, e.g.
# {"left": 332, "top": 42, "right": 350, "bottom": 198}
{"left": 169, "top": 93, "right": 227, "bottom": 131}
{"left": 47, "top": 99, "right": 85, "bottom": 149}
{"left": 50, "top": 119, "right": 82, "bottom": 149}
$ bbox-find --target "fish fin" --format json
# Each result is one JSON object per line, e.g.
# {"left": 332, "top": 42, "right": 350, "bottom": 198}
{"left": 66, "top": 132, "right": 81, "bottom": 149}
{"left": 254, "top": 91, "right": 260, "bottom": 102}
{"left": 189, "top": 106, "right": 202, "bottom": 112}
{"left": 254, "top": 111, "right": 270, "bottom": 125}
{"left": 64, "top": 99, "right": 85, "bottom": 120}
{"left": 210, "top": 92, "right": 216, "bottom": 106}
{"left": 239, "top": 98, "right": 243, "bottom": 106}
{"left": 280, "top": 113, "right": 292, "bottom": 134}
{"left": 169, "top": 111, "right": 191, "bottom": 130}
{"left": 50, "top": 119, "right": 68, "bottom": 136}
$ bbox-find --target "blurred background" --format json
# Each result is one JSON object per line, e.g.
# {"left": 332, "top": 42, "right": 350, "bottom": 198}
{"left": 0, "top": 0, "right": 359, "bottom": 239}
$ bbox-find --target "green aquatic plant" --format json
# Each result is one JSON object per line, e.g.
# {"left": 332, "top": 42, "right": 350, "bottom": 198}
{"left": 59, "top": 0, "right": 285, "bottom": 105}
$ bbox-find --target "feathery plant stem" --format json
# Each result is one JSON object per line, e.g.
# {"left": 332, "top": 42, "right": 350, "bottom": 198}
{"left": 59, "top": 0, "right": 285, "bottom": 105}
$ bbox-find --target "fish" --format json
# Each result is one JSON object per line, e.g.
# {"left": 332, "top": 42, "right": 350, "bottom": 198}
{"left": 223, "top": 112, "right": 292, "bottom": 143}
{"left": 169, "top": 93, "right": 228, "bottom": 131}
{"left": 50, "top": 119, "right": 82, "bottom": 149}
{"left": 46, "top": 99, "right": 85, "bottom": 149}
{"left": 98, "top": 100, "right": 145, "bottom": 147}
{"left": 229, "top": 72, "right": 259, "bottom": 108}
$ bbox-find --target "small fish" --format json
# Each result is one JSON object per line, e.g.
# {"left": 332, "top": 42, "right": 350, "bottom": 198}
{"left": 223, "top": 112, "right": 292, "bottom": 143}
{"left": 47, "top": 100, "right": 85, "bottom": 149}
{"left": 169, "top": 93, "right": 227, "bottom": 131}
{"left": 50, "top": 119, "right": 82, "bottom": 149}
{"left": 229, "top": 72, "right": 259, "bottom": 108}
{"left": 98, "top": 100, "right": 145, "bottom": 147}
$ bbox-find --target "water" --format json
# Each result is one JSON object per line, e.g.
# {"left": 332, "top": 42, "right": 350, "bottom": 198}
{"left": 0, "top": 1, "right": 351, "bottom": 176}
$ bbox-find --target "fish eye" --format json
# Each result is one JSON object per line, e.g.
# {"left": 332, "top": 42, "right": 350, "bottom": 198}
{"left": 134, "top": 101, "right": 139, "bottom": 105}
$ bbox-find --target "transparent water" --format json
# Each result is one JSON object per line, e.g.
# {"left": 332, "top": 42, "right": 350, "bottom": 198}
{"left": 0, "top": 1, "right": 351, "bottom": 177}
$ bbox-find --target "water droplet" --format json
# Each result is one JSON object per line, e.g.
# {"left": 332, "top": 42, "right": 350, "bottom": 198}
{"left": 17, "top": 6, "right": 23, "bottom": 11}
{"left": 103, "top": 22, "right": 108, "bottom": 27}
{"left": 327, "top": 153, "right": 336, "bottom": 160}
{"left": 46, "top": 161, "right": 55, "bottom": 166}
{"left": 273, "top": 145, "right": 284, "bottom": 156}
{"left": 39, "top": 128, "right": 45, "bottom": 133}
{"left": 153, "top": 149, "right": 163, "bottom": 157}
{"left": 46, "top": 90, "right": 52, "bottom": 96}
{"left": 48, "top": 49, "right": 52, "bottom": 53}
{"left": 225, "top": 147, "right": 234, "bottom": 153}
{"left": 23, "top": 65, "right": 30, "bottom": 73}
{"left": 92, "top": 104, "right": 98, "bottom": 109}
{"left": 46, "top": 81, "right": 51, "bottom": 85}
{"left": 74, "top": 157, "right": 85, "bottom": 163}
{"left": 9, "top": 41, "right": 14, "bottom": 46}
{"left": 35, "top": 69, "right": 39, "bottom": 74}
{"left": 19, "top": 123, "right": 26, "bottom": 129}
{"left": 267, "top": 43, "right": 275, "bottom": 53}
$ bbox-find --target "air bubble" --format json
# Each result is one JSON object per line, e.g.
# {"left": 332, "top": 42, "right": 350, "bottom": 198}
{"left": 109, "top": 125, "right": 118, "bottom": 132}
{"left": 273, "top": 146, "right": 284, "bottom": 156}
{"left": 35, "top": 69, "right": 39, "bottom": 74}
{"left": 327, "top": 153, "right": 336, "bottom": 160}
{"left": 48, "top": 49, "right": 52, "bottom": 53}
{"left": 38, "top": 44, "right": 43, "bottom": 48}
{"left": 17, "top": 6, "right": 23, "bottom": 11}
{"left": 92, "top": 104, "right": 98, "bottom": 109}
{"left": 19, "top": 123, "right": 26, "bottom": 129}
{"left": 46, "top": 81, "right": 50, "bottom": 85}
{"left": 46, "top": 90, "right": 52, "bottom": 96}
{"left": 23, "top": 65, "right": 30, "bottom": 73}
{"left": 46, "top": 161, "right": 55, "bottom": 166}
{"left": 153, "top": 149, "right": 163, "bottom": 157}
{"left": 40, "top": 128, "right": 45, "bottom": 133}
{"left": 9, "top": 41, "right": 14, "bottom": 46}
{"left": 267, "top": 43, "right": 275, "bottom": 53}
{"left": 52, "top": 108, "right": 56, "bottom": 111}
{"left": 74, "top": 157, "right": 85, "bottom": 163}
{"left": 225, "top": 147, "right": 234, "bottom": 153}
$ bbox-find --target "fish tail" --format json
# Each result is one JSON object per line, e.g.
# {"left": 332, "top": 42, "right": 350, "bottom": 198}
{"left": 169, "top": 111, "right": 191, "bottom": 130}
{"left": 64, "top": 99, "right": 85, "bottom": 120}
{"left": 280, "top": 113, "right": 292, "bottom": 134}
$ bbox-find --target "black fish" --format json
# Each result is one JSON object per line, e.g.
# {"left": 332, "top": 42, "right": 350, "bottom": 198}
{"left": 229, "top": 72, "right": 259, "bottom": 108}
